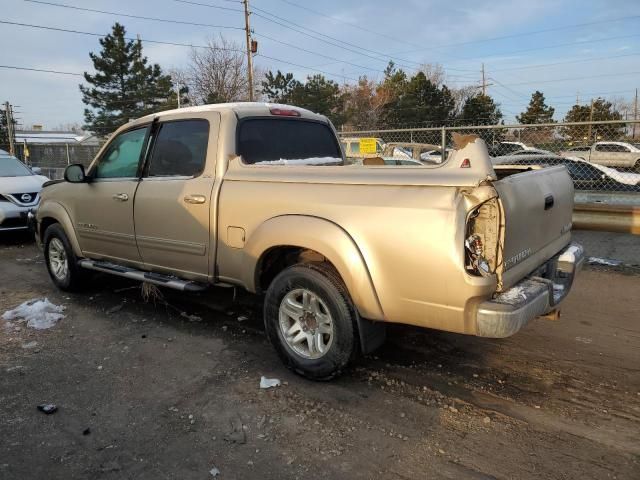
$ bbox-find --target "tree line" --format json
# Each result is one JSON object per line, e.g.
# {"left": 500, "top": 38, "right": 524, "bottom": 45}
{"left": 79, "top": 23, "right": 626, "bottom": 138}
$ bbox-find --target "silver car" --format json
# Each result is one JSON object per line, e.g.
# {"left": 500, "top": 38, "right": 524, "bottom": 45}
{"left": 0, "top": 151, "right": 48, "bottom": 232}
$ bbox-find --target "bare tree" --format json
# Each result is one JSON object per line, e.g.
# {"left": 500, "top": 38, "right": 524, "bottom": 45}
{"left": 187, "top": 35, "right": 249, "bottom": 104}
{"left": 418, "top": 63, "right": 447, "bottom": 88}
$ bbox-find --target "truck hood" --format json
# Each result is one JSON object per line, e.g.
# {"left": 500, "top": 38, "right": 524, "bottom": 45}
{"left": 0, "top": 174, "right": 48, "bottom": 195}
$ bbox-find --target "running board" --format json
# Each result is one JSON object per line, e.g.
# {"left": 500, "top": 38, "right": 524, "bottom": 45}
{"left": 78, "top": 259, "right": 208, "bottom": 292}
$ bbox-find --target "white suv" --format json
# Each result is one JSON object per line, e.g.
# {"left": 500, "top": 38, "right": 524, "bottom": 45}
{"left": 0, "top": 151, "right": 48, "bottom": 232}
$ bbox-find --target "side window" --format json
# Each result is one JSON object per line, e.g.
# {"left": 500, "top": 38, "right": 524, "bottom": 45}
{"left": 351, "top": 142, "right": 360, "bottom": 154}
{"left": 94, "top": 127, "right": 147, "bottom": 179}
{"left": 596, "top": 144, "right": 624, "bottom": 152}
{"left": 147, "top": 120, "right": 209, "bottom": 177}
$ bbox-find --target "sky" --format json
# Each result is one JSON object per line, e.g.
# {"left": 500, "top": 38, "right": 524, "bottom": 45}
{"left": 1, "top": 0, "right": 640, "bottom": 129}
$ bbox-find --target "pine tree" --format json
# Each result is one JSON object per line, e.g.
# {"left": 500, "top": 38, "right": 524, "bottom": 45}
{"left": 517, "top": 91, "right": 555, "bottom": 124}
{"left": 80, "top": 23, "right": 177, "bottom": 135}
{"left": 457, "top": 94, "right": 504, "bottom": 143}
{"left": 261, "top": 70, "right": 301, "bottom": 103}
{"left": 563, "top": 98, "right": 623, "bottom": 142}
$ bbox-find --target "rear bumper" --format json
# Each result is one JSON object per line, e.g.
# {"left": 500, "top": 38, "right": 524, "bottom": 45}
{"left": 475, "top": 242, "right": 585, "bottom": 338}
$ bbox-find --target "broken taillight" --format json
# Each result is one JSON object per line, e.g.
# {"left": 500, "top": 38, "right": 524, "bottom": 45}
{"left": 465, "top": 199, "right": 500, "bottom": 278}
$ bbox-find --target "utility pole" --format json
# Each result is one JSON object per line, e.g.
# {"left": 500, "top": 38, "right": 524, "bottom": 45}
{"left": 4, "top": 101, "right": 16, "bottom": 156}
{"left": 587, "top": 98, "right": 594, "bottom": 142}
{"left": 481, "top": 63, "right": 486, "bottom": 95}
{"left": 633, "top": 88, "right": 638, "bottom": 139}
{"left": 176, "top": 84, "right": 181, "bottom": 109}
{"left": 243, "top": 0, "right": 255, "bottom": 101}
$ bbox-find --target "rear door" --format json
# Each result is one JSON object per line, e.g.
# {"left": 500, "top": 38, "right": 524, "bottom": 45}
{"left": 592, "top": 143, "right": 628, "bottom": 166}
{"left": 493, "top": 166, "right": 574, "bottom": 288}
{"left": 133, "top": 113, "right": 219, "bottom": 281}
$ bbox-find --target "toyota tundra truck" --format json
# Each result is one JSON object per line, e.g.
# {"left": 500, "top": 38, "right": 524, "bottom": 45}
{"left": 35, "top": 103, "right": 584, "bottom": 379}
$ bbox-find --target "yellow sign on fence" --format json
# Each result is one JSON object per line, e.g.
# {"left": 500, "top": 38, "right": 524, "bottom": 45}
{"left": 359, "top": 138, "right": 378, "bottom": 154}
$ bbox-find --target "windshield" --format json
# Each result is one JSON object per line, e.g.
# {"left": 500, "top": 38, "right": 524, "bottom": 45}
{"left": 0, "top": 156, "right": 33, "bottom": 177}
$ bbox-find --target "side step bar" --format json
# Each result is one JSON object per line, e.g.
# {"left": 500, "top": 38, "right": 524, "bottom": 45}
{"left": 78, "top": 259, "right": 208, "bottom": 292}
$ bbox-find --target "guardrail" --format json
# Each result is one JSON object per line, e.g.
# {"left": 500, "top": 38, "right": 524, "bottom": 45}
{"left": 573, "top": 203, "right": 639, "bottom": 234}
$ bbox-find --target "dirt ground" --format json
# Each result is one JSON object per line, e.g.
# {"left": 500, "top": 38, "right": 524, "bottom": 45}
{"left": 1, "top": 233, "right": 639, "bottom": 480}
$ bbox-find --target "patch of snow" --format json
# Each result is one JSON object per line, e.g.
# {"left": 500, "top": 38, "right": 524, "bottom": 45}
{"left": 209, "top": 467, "right": 220, "bottom": 477}
{"left": 260, "top": 376, "right": 281, "bottom": 389}
{"left": 253, "top": 157, "right": 342, "bottom": 166}
{"left": 588, "top": 256, "right": 621, "bottom": 266}
{"left": 495, "top": 286, "right": 527, "bottom": 304}
{"left": 2, "top": 298, "right": 66, "bottom": 330}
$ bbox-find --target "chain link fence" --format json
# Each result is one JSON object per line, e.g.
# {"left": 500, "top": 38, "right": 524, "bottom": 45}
{"left": 339, "top": 120, "right": 640, "bottom": 195}
{"left": 0, "top": 142, "right": 101, "bottom": 180}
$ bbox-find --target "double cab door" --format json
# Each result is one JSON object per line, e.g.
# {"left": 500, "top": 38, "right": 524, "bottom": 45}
{"left": 75, "top": 112, "right": 220, "bottom": 281}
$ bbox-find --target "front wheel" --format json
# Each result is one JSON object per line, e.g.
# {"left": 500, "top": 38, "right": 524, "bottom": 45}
{"left": 44, "top": 223, "right": 87, "bottom": 291}
{"left": 263, "top": 263, "right": 359, "bottom": 380}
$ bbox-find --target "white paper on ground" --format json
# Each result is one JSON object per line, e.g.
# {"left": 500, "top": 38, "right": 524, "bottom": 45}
{"left": 260, "top": 376, "right": 281, "bottom": 389}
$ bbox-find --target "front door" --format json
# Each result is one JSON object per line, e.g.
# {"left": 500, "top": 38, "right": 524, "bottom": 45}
{"left": 134, "top": 115, "right": 218, "bottom": 281}
{"left": 72, "top": 126, "right": 148, "bottom": 264}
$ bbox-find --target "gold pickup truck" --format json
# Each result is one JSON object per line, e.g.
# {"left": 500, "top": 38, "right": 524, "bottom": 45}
{"left": 36, "top": 103, "right": 584, "bottom": 379}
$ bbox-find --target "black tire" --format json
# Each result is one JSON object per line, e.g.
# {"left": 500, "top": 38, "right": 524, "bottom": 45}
{"left": 634, "top": 160, "right": 640, "bottom": 173}
{"left": 43, "top": 223, "right": 87, "bottom": 291}
{"left": 264, "top": 263, "right": 359, "bottom": 380}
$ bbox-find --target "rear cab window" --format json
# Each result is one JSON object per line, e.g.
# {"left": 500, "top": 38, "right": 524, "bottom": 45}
{"left": 237, "top": 118, "right": 342, "bottom": 166}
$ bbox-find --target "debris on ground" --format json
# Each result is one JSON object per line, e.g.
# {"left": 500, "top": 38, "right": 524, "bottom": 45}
{"left": 224, "top": 416, "right": 247, "bottom": 444}
{"left": 21, "top": 341, "right": 38, "bottom": 349}
{"left": 209, "top": 466, "right": 220, "bottom": 477}
{"left": 2, "top": 298, "right": 66, "bottom": 330}
{"left": 588, "top": 256, "right": 622, "bottom": 267}
{"left": 83, "top": 428, "right": 91, "bottom": 435}
{"left": 237, "top": 315, "right": 249, "bottom": 322}
{"left": 259, "top": 376, "right": 281, "bottom": 389}
{"left": 106, "top": 304, "right": 124, "bottom": 315}
{"left": 37, "top": 404, "right": 58, "bottom": 415}
{"left": 180, "top": 311, "right": 202, "bottom": 322}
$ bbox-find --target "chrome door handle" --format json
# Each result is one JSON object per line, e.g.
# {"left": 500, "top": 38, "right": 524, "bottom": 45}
{"left": 112, "top": 193, "right": 129, "bottom": 201}
{"left": 183, "top": 194, "right": 206, "bottom": 205}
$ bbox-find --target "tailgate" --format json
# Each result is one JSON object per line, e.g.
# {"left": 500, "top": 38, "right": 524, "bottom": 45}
{"left": 493, "top": 166, "right": 574, "bottom": 290}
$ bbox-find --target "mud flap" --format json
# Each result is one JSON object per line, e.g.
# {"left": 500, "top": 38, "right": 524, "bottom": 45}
{"left": 356, "top": 315, "right": 386, "bottom": 354}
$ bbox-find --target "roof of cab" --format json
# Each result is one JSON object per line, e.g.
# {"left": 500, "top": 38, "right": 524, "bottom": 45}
{"left": 137, "top": 102, "right": 327, "bottom": 123}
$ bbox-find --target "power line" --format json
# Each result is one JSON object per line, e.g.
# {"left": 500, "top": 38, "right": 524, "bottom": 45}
{"left": 275, "top": 0, "right": 425, "bottom": 51}
{"left": 254, "top": 54, "right": 359, "bottom": 82}
{"left": 0, "top": 65, "right": 83, "bottom": 76}
{"left": 0, "top": 20, "right": 244, "bottom": 51}
{"left": 490, "top": 52, "right": 640, "bottom": 73}
{"left": 496, "top": 70, "right": 640, "bottom": 88}
{"left": 23, "top": 0, "right": 244, "bottom": 30}
{"left": 392, "top": 14, "right": 640, "bottom": 55}
{"left": 254, "top": 32, "right": 380, "bottom": 74}
{"left": 171, "top": 0, "right": 242, "bottom": 13}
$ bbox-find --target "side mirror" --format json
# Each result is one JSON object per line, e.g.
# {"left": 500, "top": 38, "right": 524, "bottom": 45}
{"left": 64, "top": 164, "right": 87, "bottom": 183}
{"left": 31, "top": 166, "right": 42, "bottom": 174}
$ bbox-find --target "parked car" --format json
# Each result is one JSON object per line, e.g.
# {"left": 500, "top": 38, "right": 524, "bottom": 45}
{"left": 381, "top": 142, "right": 449, "bottom": 164}
{"left": 36, "top": 103, "right": 583, "bottom": 380}
{"left": 493, "top": 153, "right": 640, "bottom": 192}
{"left": 340, "top": 137, "right": 386, "bottom": 158}
{"left": 0, "top": 151, "right": 48, "bottom": 232}
{"left": 559, "top": 142, "right": 640, "bottom": 171}
{"left": 488, "top": 141, "right": 536, "bottom": 157}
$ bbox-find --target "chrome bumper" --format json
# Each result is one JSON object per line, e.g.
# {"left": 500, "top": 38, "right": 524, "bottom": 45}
{"left": 476, "top": 242, "right": 585, "bottom": 338}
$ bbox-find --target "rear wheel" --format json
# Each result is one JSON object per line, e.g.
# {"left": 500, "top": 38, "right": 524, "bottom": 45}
{"left": 44, "top": 223, "right": 87, "bottom": 291}
{"left": 634, "top": 160, "right": 640, "bottom": 173}
{"left": 264, "top": 263, "right": 358, "bottom": 380}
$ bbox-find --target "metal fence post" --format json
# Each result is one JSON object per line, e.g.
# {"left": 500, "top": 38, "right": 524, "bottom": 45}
{"left": 441, "top": 126, "right": 446, "bottom": 158}
{"left": 65, "top": 144, "right": 70, "bottom": 165}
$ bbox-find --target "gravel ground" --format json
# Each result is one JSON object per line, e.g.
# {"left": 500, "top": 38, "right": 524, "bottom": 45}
{"left": 1, "top": 233, "right": 639, "bottom": 479}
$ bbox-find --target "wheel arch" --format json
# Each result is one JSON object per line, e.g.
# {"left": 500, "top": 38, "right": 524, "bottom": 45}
{"left": 244, "top": 215, "right": 384, "bottom": 322}
{"left": 37, "top": 201, "right": 82, "bottom": 257}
